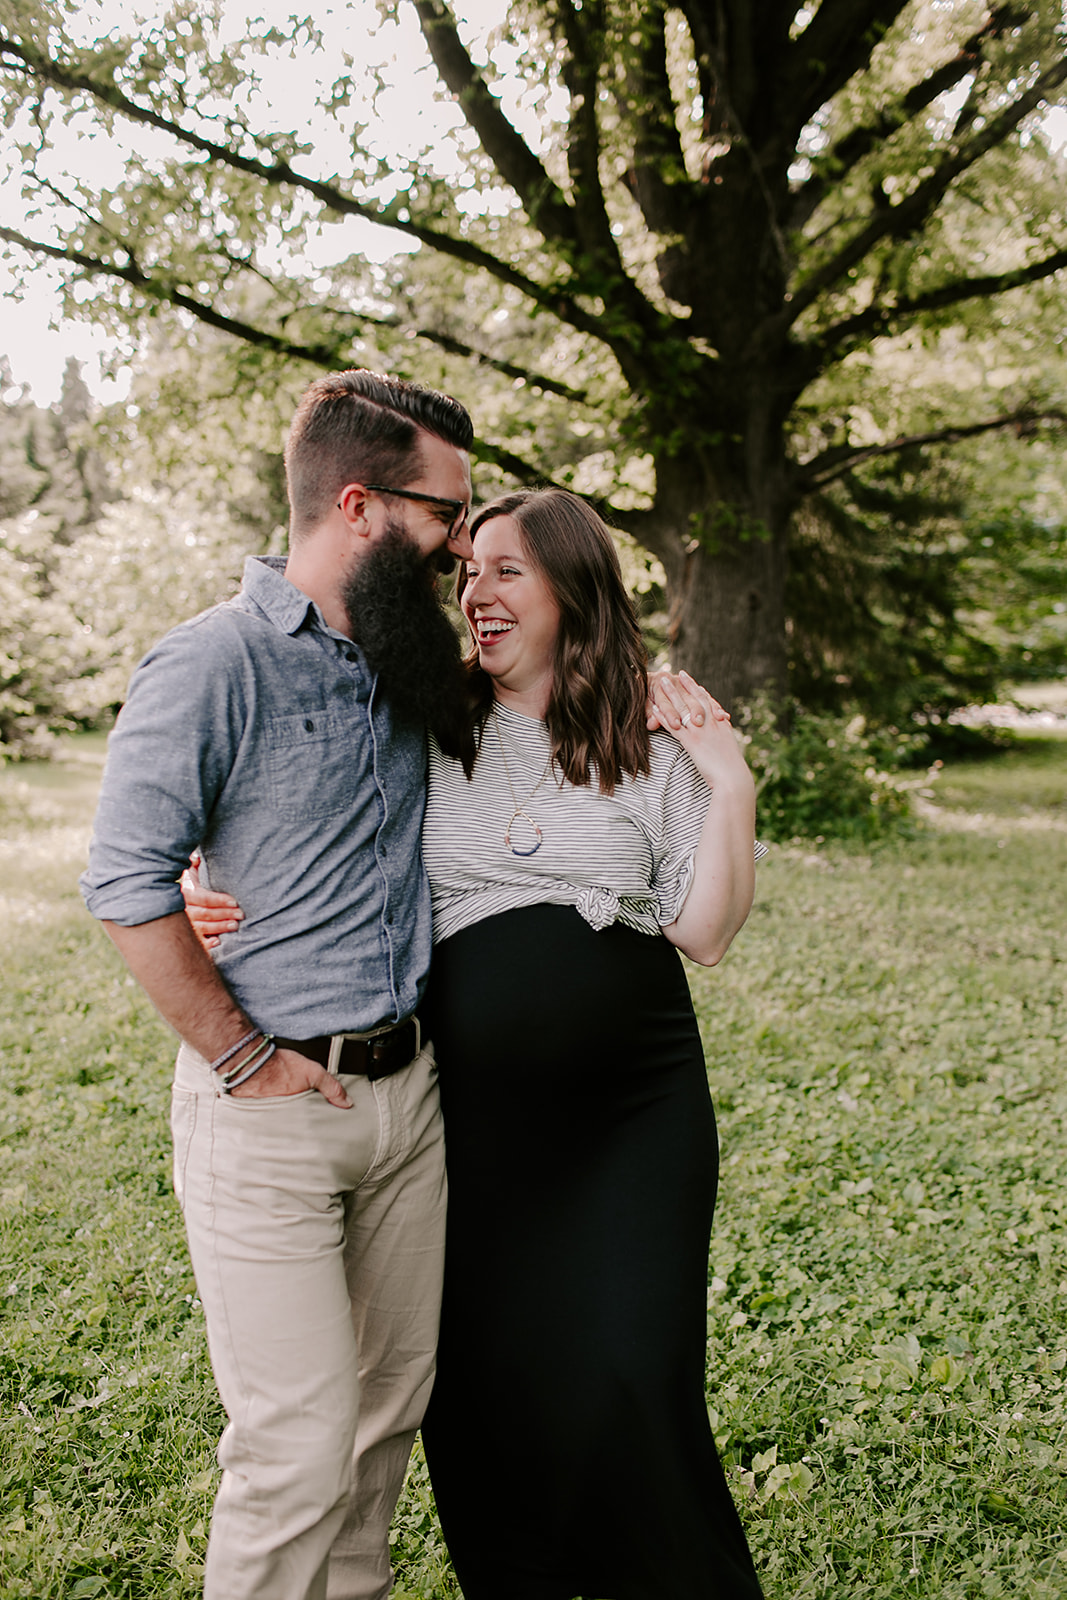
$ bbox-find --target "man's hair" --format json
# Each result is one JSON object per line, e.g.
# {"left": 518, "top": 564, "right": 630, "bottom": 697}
{"left": 284, "top": 370, "right": 474, "bottom": 538}
{"left": 460, "top": 489, "right": 651, "bottom": 793}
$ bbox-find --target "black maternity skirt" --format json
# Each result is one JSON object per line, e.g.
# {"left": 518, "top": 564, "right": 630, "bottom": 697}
{"left": 420, "top": 904, "right": 763, "bottom": 1600}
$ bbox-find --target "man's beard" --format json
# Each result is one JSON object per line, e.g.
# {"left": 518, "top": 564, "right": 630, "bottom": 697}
{"left": 341, "top": 517, "right": 473, "bottom": 763}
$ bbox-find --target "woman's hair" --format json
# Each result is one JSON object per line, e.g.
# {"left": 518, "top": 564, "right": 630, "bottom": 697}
{"left": 460, "top": 489, "right": 650, "bottom": 793}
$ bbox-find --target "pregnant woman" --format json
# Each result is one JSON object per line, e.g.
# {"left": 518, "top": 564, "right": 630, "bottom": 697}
{"left": 188, "top": 488, "right": 765, "bottom": 1600}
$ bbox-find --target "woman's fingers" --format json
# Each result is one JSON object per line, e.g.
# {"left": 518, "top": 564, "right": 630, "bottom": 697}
{"left": 192, "top": 907, "right": 242, "bottom": 928}
{"left": 196, "top": 893, "right": 242, "bottom": 914}
{"left": 649, "top": 670, "right": 735, "bottom": 740}
{"left": 678, "top": 671, "right": 731, "bottom": 723}
{"left": 180, "top": 869, "right": 243, "bottom": 951}
{"left": 651, "top": 671, "right": 706, "bottom": 728}
{"left": 647, "top": 670, "right": 683, "bottom": 728}
{"left": 180, "top": 871, "right": 242, "bottom": 915}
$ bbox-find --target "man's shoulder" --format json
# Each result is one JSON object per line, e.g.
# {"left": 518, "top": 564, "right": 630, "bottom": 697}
{"left": 113, "top": 601, "right": 285, "bottom": 726}
{"left": 160, "top": 557, "right": 313, "bottom": 654}
{"left": 142, "top": 593, "right": 277, "bottom": 668}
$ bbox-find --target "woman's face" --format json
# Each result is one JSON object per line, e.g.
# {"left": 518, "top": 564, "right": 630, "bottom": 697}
{"left": 461, "top": 515, "right": 561, "bottom": 711}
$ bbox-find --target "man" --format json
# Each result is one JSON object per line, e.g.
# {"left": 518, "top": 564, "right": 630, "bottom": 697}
{"left": 80, "top": 370, "right": 476, "bottom": 1600}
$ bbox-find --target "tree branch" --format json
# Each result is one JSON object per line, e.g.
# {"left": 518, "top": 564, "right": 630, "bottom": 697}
{"left": 555, "top": 0, "right": 619, "bottom": 262}
{"left": 788, "top": 4, "right": 1033, "bottom": 232}
{"left": 372, "top": 318, "right": 589, "bottom": 401}
{"left": 785, "top": 53, "right": 1067, "bottom": 326}
{"left": 0, "top": 225, "right": 347, "bottom": 364}
{"left": 409, "top": 0, "right": 655, "bottom": 347}
{"left": 779, "top": 0, "right": 910, "bottom": 138}
{"left": 614, "top": 2, "right": 689, "bottom": 241}
{"left": 470, "top": 439, "right": 566, "bottom": 486}
{"left": 408, "top": 0, "right": 577, "bottom": 248}
{"left": 810, "top": 246, "right": 1067, "bottom": 361}
{"left": 798, "top": 407, "right": 1067, "bottom": 489}
{"left": 672, "top": 3, "right": 795, "bottom": 284}
{"left": 0, "top": 31, "right": 609, "bottom": 343}
{"left": 674, "top": 2, "right": 721, "bottom": 132}
{"left": 0, "top": 224, "right": 587, "bottom": 400}
{"left": 0, "top": 221, "right": 562, "bottom": 491}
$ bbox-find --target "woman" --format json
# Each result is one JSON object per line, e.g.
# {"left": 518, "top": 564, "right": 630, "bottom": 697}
{"left": 188, "top": 489, "right": 764, "bottom": 1600}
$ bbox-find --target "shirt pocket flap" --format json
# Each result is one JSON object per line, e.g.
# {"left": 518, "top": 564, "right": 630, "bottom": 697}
{"left": 266, "top": 708, "right": 366, "bottom": 820}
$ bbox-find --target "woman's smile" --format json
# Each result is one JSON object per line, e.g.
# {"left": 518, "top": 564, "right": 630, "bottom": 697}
{"left": 474, "top": 618, "right": 516, "bottom": 642}
{"left": 461, "top": 515, "right": 560, "bottom": 712}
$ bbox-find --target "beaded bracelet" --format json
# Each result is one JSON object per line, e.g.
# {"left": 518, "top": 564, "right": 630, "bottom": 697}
{"left": 220, "top": 1034, "right": 277, "bottom": 1093}
{"left": 209, "top": 1027, "right": 263, "bottom": 1075}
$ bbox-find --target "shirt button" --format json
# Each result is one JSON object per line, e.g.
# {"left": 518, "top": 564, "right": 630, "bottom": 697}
{"left": 386, "top": 912, "right": 395, "bottom": 925}
{"left": 304, "top": 718, "right": 315, "bottom": 732}
{"left": 345, "top": 651, "right": 358, "bottom": 664}
{"left": 380, "top": 844, "right": 389, "bottom": 858}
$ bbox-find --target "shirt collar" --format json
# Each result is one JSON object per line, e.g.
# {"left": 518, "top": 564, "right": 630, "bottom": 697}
{"left": 240, "top": 555, "right": 326, "bottom": 637}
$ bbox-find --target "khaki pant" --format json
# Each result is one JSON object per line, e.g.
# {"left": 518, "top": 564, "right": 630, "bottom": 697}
{"left": 170, "top": 1041, "right": 447, "bottom": 1600}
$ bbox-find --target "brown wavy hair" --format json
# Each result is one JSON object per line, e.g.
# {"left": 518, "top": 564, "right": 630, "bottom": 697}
{"left": 460, "top": 489, "right": 650, "bottom": 793}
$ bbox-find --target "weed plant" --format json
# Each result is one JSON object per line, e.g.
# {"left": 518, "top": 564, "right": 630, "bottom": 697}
{"left": 738, "top": 700, "right": 930, "bottom": 845}
{"left": 0, "top": 736, "right": 1064, "bottom": 1598}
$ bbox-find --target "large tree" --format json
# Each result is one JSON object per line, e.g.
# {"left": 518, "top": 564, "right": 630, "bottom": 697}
{"left": 3, "top": 0, "right": 1067, "bottom": 706}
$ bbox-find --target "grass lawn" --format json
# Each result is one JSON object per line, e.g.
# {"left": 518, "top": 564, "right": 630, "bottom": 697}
{"left": 1, "top": 733, "right": 1065, "bottom": 1599}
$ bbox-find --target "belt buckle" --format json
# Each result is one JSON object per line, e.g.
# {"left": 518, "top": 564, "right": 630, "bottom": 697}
{"left": 326, "top": 1016, "right": 419, "bottom": 1077}
{"left": 368, "top": 1015, "right": 420, "bottom": 1077}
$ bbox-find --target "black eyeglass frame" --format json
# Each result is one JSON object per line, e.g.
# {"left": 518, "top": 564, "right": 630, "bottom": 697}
{"left": 363, "top": 483, "right": 471, "bottom": 540}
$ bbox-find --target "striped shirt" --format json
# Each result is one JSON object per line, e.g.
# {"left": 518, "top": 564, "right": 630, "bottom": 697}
{"left": 424, "top": 700, "right": 766, "bottom": 946}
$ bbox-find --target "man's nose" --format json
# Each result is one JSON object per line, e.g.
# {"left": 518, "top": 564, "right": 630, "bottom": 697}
{"left": 450, "top": 523, "right": 474, "bottom": 561}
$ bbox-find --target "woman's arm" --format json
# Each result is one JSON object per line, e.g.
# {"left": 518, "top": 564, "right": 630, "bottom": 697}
{"left": 650, "top": 672, "right": 757, "bottom": 967}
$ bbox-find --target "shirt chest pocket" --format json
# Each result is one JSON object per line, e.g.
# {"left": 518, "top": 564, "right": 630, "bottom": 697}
{"left": 266, "top": 709, "right": 367, "bottom": 821}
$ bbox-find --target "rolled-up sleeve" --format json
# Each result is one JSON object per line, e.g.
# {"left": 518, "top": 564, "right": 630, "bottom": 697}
{"left": 80, "top": 621, "right": 247, "bottom": 926}
{"left": 651, "top": 746, "right": 710, "bottom": 925}
{"left": 651, "top": 746, "right": 769, "bottom": 925}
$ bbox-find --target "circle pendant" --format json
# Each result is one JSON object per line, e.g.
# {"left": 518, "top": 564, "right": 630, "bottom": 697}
{"left": 504, "top": 808, "right": 543, "bottom": 857}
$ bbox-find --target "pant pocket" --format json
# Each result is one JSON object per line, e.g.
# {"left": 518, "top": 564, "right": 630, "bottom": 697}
{"left": 218, "top": 1088, "right": 319, "bottom": 1109}
{"left": 170, "top": 1087, "right": 198, "bottom": 1210}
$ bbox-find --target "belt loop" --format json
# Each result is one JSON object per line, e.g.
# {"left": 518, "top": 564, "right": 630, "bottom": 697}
{"left": 327, "top": 1035, "right": 344, "bottom": 1076}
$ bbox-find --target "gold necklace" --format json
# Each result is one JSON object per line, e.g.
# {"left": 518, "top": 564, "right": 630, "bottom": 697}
{"left": 492, "top": 706, "right": 554, "bottom": 857}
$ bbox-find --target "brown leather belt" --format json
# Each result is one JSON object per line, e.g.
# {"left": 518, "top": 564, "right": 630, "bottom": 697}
{"left": 275, "top": 1016, "right": 421, "bottom": 1080}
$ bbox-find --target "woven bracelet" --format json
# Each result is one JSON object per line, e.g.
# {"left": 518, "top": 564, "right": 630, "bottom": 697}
{"left": 210, "top": 1027, "right": 263, "bottom": 1074}
{"left": 221, "top": 1035, "right": 277, "bottom": 1092}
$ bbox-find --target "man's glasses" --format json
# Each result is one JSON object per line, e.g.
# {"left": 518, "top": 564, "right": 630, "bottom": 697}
{"left": 364, "top": 484, "right": 471, "bottom": 541}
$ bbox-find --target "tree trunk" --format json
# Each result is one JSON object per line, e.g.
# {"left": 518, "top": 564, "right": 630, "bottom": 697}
{"left": 643, "top": 400, "right": 794, "bottom": 711}
{"left": 664, "top": 531, "right": 789, "bottom": 712}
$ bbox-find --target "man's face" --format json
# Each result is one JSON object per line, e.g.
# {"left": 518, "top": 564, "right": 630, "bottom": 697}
{"left": 365, "top": 433, "right": 474, "bottom": 570}
{"left": 339, "top": 506, "right": 470, "bottom": 747}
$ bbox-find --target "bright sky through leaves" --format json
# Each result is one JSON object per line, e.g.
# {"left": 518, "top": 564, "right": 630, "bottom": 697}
{"left": 2, "top": 1, "right": 1066, "bottom": 404}
{"left": 0, "top": 0, "right": 518, "bottom": 401}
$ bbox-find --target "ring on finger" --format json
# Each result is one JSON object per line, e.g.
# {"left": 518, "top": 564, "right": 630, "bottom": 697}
{"left": 680, "top": 711, "right": 692, "bottom": 727}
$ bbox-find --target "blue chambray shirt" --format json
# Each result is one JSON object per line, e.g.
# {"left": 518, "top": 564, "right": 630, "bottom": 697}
{"left": 80, "top": 556, "right": 433, "bottom": 1037}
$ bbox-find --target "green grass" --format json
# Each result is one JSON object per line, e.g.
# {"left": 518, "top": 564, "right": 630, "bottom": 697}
{"left": 931, "top": 734, "right": 1067, "bottom": 819}
{"left": 1, "top": 734, "right": 1065, "bottom": 1598}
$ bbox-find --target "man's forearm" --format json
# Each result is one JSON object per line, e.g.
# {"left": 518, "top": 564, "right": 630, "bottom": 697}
{"left": 103, "top": 911, "right": 254, "bottom": 1062}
